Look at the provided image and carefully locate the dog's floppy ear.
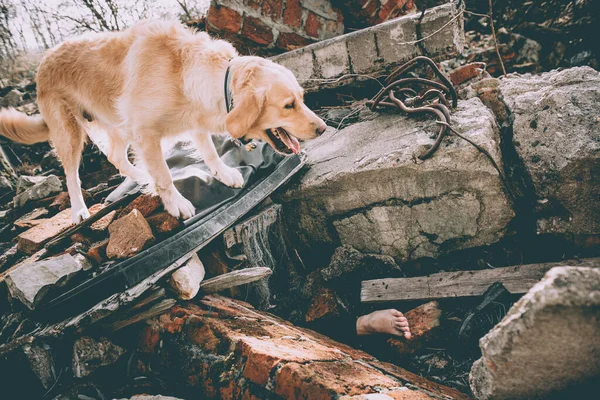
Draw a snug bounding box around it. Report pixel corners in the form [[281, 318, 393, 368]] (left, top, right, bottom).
[[226, 88, 264, 139]]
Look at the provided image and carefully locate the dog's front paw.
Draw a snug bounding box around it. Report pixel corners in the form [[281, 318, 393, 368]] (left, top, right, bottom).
[[72, 207, 91, 224], [162, 190, 195, 220], [214, 165, 244, 188]]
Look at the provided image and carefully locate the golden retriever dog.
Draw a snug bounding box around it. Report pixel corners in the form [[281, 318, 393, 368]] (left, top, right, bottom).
[[0, 20, 326, 223]]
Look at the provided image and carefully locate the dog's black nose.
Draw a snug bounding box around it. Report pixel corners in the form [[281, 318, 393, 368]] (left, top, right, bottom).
[[316, 124, 327, 135]]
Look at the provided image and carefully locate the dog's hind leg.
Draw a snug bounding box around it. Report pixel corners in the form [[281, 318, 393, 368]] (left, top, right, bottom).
[[41, 99, 89, 223], [134, 131, 195, 219], [105, 133, 149, 184]]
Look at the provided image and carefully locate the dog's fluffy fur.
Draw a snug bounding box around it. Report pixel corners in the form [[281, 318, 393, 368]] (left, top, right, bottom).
[[0, 20, 326, 223]]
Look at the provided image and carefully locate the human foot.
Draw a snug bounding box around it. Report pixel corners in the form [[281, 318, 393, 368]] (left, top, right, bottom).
[[356, 309, 411, 339]]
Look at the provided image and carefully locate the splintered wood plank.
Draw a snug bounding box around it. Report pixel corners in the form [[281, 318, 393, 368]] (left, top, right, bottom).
[[361, 258, 600, 303], [200, 267, 272, 294]]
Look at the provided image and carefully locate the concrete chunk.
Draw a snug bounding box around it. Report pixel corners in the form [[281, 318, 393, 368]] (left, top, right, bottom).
[[469, 266, 600, 399], [272, 1, 464, 92], [278, 97, 514, 263], [6, 253, 86, 309]]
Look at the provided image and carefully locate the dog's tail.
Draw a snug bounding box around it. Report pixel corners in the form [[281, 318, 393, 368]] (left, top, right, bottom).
[[0, 108, 50, 145]]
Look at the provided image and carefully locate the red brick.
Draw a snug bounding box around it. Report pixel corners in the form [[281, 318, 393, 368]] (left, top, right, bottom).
[[262, 0, 283, 20], [86, 239, 108, 264], [275, 32, 315, 51], [17, 209, 73, 254], [378, 0, 414, 22], [275, 361, 401, 399], [283, 0, 302, 27], [242, 15, 274, 45], [305, 12, 321, 38], [386, 301, 442, 355], [305, 288, 341, 322], [449, 62, 487, 86], [240, 335, 345, 385], [90, 209, 116, 232], [146, 211, 182, 234], [370, 361, 472, 400], [207, 5, 243, 33], [106, 209, 155, 259], [119, 194, 162, 218], [139, 324, 161, 353]]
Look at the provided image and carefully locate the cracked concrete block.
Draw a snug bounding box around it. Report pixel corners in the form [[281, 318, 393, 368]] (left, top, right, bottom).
[[469, 266, 600, 399], [272, 1, 463, 92], [419, 1, 466, 56], [314, 39, 350, 79], [499, 67, 600, 238], [277, 97, 514, 263], [274, 48, 315, 84], [347, 31, 379, 74]]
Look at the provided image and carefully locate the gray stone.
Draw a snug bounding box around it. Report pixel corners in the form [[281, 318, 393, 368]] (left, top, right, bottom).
[[499, 67, 600, 236], [272, 1, 463, 92], [22, 342, 56, 390], [72, 336, 126, 378], [13, 175, 62, 208], [5, 253, 87, 309], [278, 97, 514, 263], [321, 245, 402, 282], [0, 175, 13, 194], [470, 266, 600, 399], [314, 39, 349, 79], [0, 89, 23, 107]]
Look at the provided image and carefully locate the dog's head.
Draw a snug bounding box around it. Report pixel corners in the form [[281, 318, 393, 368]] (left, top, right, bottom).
[[225, 57, 327, 155]]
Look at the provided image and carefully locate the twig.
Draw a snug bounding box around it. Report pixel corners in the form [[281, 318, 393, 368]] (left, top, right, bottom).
[[488, 0, 507, 77]]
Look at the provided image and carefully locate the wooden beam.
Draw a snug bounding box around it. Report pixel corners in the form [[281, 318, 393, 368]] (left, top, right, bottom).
[[361, 258, 600, 303], [200, 267, 272, 294]]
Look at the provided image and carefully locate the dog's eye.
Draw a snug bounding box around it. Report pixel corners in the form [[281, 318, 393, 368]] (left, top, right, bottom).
[[284, 101, 295, 109]]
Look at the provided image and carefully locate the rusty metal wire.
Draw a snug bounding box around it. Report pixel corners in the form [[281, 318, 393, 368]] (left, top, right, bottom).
[[367, 56, 457, 160]]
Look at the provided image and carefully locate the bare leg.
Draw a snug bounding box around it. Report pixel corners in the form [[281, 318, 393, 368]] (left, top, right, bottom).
[[43, 100, 89, 223], [134, 133, 195, 219], [356, 309, 411, 339], [193, 132, 244, 188]]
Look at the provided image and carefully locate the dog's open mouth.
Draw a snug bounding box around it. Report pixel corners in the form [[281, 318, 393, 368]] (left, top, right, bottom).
[[266, 128, 300, 155]]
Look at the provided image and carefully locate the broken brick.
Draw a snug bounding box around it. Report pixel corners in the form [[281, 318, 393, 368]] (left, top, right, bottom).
[[449, 62, 487, 86], [14, 208, 48, 228], [262, 0, 282, 20], [305, 11, 321, 38], [90, 210, 116, 233], [283, 0, 302, 27], [275, 32, 315, 51], [106, 209, 155, 259], [17, 209, 73, 254], [305, 287, 342, 323], [242, 15, 274, 45], [86, 239, 109, 264], [146, 211, 182, 235], [387, 301, 442, 355], [118, 194, 162, 218], [207, 5, 243, 33]]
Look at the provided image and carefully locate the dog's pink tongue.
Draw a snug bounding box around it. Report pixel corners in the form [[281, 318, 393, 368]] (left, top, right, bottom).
[[280, 131, 301, 154]]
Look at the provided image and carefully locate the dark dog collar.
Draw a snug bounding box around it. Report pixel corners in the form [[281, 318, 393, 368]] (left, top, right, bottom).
[[224, 61, 251, 146], [224, 64, 234, 114]]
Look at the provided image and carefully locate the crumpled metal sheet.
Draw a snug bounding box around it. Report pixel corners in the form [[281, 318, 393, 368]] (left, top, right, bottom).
[[106, 136, 283, 219]]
